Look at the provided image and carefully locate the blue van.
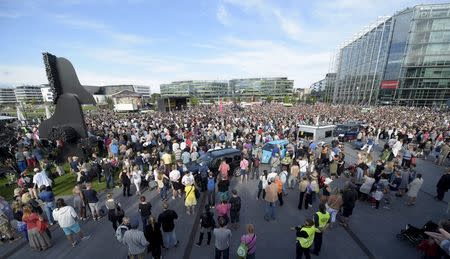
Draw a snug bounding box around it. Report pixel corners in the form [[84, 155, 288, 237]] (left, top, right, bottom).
[[261, 140, 289, 164]]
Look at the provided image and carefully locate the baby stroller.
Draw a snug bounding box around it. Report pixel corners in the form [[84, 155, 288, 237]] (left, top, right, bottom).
[[396, 220, 439, 246]]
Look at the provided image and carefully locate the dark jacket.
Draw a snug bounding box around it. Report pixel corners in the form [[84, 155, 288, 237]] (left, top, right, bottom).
[[342, 188, 358, 208], [437, 174, 450, 190], [144, 222, 163, 250]]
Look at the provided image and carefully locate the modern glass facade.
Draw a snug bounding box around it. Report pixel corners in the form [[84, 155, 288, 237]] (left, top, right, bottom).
[[323, 73, 336, 103], [0, 88, 17, 104], [14, 85, 43, 103], [160, 81, 228, 100], [160, 77, 294, 101], [333, 17, 393, 104], [332, 4, 450, 106], [399, 4, 450, 106], [229, 77, 294, 101]]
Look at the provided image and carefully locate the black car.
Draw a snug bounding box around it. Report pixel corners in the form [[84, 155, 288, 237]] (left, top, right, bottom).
[[187, 148, 242, 177]]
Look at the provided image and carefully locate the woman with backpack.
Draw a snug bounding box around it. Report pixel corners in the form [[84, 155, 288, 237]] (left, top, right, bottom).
[[238, 224, 256, 259], [196, 205, 215, 246]]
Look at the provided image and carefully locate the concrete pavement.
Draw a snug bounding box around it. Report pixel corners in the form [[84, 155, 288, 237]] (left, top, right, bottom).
[[2, 142, 448, 259]]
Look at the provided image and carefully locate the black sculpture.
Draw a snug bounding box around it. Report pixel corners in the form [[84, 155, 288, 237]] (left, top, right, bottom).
[[38, 53, 96, 163]]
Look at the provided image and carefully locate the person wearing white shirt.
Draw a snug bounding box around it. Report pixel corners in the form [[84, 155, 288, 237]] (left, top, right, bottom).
[[298, 157, 309, 178], [169, 168, 182, 199], [32, 168, 52, 198], [52, 198, 90, 247], [182, 172, 195, 186]]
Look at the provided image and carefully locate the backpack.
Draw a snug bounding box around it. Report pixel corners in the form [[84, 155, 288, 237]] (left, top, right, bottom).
[[230, 197, 241, 211], [207, 178, 215, 191], [237, 234, 255, 258], [115, 225, 129, 243], [237, 243, 248, 258], [163, 177, 171, 188], [200, 212, 215, 228], [254, 157, 260, 167]]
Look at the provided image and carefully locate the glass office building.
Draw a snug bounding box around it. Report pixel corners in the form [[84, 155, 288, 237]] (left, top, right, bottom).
[[0, 88, 17, 104], [229, 77, 294, 101], [160, 80, 228, 100], [14, 85, 43, 103], [332, 4, 450, 106], [160, 77, 293, 101]]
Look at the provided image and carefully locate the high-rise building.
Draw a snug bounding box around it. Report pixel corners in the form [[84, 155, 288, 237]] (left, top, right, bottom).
[[324, 73, 336, 103], [310, 78, 327, 101], [332, 3, 450, 106], [0, 88, 17, 104], [14, 85, 43, 103], [229, 77, 294, 101]]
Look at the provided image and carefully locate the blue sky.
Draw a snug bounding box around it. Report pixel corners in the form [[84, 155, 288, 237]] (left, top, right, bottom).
[[0, 0, 448, 92]]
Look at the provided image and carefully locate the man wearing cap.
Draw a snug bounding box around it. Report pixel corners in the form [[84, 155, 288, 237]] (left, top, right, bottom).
[[122, 217, 149, 259]]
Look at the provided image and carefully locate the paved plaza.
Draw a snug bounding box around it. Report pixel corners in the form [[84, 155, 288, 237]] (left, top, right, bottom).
[[1, 142, 447, 259]]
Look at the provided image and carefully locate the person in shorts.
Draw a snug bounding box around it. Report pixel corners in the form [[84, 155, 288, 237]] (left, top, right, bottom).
[[169, 166, 182, 199], [240, 157, 249, 183], [52, 198, 90, 247]]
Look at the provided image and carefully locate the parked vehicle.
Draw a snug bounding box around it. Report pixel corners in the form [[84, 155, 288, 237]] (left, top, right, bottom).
[[261, 140, 289, 164], [187, 148, 242, 177], [333, 124, 361, 142]]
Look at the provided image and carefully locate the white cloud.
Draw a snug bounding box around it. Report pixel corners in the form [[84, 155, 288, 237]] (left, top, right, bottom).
[[55, 15, 152, 44], [222, 0, 303, 42], [217, 5, 230, 26], [200, 37, 330, 88], [0, 65, 46, 86]]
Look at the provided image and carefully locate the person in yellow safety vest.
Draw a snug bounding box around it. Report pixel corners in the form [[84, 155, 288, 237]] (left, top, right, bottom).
[[291, 218, 315, 259], [311, 203, 330, 256]]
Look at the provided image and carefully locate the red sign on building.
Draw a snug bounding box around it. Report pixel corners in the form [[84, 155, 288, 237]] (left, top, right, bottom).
[[380, 80, 399, 89]]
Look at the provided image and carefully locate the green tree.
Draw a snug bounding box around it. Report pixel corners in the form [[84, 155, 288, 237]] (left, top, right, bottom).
[[150, 93, 161, 104], [105, 97, 114, 109], [190, 97, 200, 106], [283, 95, 293, 104], [266, 96, 273, 103]]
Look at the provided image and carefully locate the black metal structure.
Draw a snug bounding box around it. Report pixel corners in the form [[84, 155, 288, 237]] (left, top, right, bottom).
[[38, 53, 96, 162]]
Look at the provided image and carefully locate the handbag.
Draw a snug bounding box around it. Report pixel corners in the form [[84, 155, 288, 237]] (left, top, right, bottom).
[[115, 204, 124, 218], [195, 189, 200, 199], [237, 234, 255, 258], [411, 156, 417, 166], [36, 218, 48, 233]]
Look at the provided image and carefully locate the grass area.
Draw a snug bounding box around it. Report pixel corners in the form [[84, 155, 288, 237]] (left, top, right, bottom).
[[0, 177, 15, 201], [52, 172, 110, 197], [0, 163, 114, 201], [82, 105, 99, 112]]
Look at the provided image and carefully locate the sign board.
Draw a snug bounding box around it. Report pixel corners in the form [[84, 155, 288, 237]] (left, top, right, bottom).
[[380, 80, 399, 89]]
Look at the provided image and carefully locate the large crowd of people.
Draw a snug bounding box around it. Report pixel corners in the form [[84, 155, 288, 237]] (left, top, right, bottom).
[[0, 102, 450, 259]]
